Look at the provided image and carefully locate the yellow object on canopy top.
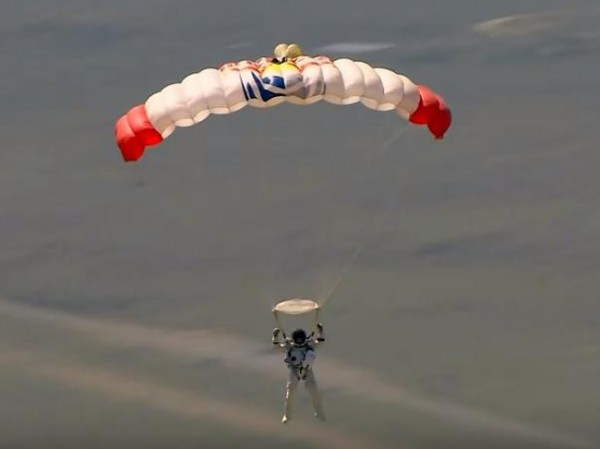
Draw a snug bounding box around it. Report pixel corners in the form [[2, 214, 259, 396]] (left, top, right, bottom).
[[273, 43, 303, 60]]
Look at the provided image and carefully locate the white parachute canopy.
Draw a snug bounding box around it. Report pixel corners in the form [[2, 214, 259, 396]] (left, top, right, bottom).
[[272, 298, 320, 315], [115, 43, 452, 162], [272, 298, 320, 337]]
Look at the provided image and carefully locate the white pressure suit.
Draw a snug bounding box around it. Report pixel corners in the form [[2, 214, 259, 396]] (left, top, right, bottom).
[[272, 326, 325, 423]]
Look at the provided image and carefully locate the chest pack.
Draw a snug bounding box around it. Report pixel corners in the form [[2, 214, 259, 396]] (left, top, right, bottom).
[[285, 345, 315, 369]]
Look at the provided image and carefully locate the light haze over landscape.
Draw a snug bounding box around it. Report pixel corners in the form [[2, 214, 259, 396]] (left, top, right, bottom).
[[1, 1, 599, 448]]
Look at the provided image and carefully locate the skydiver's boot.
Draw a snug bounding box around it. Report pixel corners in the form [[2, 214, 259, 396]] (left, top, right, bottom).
[[282, 373, 298, 424]]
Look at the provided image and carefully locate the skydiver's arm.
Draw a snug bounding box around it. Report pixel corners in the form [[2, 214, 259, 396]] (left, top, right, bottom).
[[272, 328, 291, 350], [310, 323, 325, 347]]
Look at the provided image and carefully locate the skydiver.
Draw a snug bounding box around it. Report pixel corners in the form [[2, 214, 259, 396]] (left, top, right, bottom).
[[272, 323, 326, 423]]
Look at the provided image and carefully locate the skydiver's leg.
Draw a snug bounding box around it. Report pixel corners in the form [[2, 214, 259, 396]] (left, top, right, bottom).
[[282, 368, 299, 423], [304, 370, 325, 421]]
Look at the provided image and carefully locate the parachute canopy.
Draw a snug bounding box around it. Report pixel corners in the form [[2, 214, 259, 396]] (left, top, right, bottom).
[[272, 298, 320, 316], [272, 299, 321, 337], [115, 43, 452, 162]]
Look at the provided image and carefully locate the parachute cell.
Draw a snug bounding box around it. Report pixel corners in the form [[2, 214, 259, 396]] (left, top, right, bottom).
[[408, 84, 452, 139], [115, 105, 163, 162], [115, 44, 452, 162]]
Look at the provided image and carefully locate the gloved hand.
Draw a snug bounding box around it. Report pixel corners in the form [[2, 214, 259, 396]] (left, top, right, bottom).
[[272, 328, 281, 338], [316, 322, 324, 332]]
